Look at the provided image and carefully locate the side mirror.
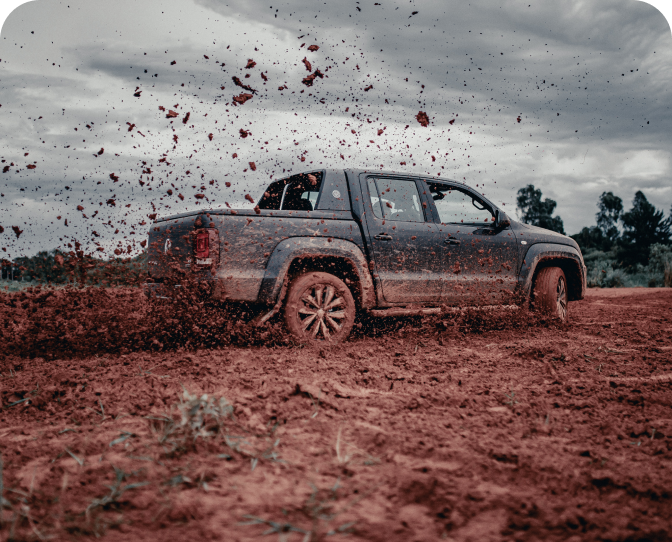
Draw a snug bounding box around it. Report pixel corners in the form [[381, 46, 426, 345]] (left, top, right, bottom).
[[495, 210, 511, 229]]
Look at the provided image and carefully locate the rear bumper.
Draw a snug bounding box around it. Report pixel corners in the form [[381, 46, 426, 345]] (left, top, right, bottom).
[[143, 277, 226, 301]]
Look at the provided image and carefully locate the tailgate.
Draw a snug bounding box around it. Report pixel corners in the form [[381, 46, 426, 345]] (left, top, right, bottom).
[[147, 215, 218, 279]]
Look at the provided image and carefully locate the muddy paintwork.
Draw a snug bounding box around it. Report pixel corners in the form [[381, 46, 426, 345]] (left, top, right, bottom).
[[257, 236, 375, 308], [421, 178, 520, 306], [517, 242, 586, 301], [145, 168, 586, 308], [356, 174, 447, 304]]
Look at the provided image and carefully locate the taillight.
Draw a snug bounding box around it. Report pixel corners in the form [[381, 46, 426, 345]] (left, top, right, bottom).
[[192, 227, 219, 267], [195, 232, 209, 259]]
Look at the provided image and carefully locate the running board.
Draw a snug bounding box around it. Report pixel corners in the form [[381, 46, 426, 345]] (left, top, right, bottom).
[[369, 307, 442, 317], [369, 305, 519, 317]]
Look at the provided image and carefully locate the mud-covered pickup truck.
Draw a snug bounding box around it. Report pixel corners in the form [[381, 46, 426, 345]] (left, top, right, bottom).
[[145, 169, 586, 342]]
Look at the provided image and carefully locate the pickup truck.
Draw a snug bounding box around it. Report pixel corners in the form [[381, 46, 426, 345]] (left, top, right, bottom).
[[145, 169, 587, 342]]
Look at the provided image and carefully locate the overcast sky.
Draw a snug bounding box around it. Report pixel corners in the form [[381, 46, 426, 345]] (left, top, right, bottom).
[[0, 0, 671, 259]]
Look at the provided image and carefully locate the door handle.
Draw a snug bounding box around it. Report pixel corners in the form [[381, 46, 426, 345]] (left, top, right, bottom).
[[444, 237, 460, 245], [375, 233, 393, 240]]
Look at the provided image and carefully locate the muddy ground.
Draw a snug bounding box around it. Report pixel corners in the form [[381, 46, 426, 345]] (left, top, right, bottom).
[[1, 287, 671, 541]]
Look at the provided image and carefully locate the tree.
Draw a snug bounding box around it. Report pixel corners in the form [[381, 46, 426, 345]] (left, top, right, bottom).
[[618, 191, 671, 267], [596, 191, 623, 247], [571, 226, 610, 253], [13, 249, 69, 284], [516, 185, 565, 234]]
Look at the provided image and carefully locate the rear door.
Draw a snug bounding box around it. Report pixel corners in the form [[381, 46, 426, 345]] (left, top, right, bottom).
[[360, 175, 442, 303], [424, 181, 519, 305]]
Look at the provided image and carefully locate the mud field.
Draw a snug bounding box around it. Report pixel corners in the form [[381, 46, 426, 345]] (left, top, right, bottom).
[[1, 287, 671, 541]]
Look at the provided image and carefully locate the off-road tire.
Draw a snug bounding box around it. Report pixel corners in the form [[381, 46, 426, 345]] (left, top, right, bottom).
[[532, 267, 568, 322], [284, 271, 356, 343]]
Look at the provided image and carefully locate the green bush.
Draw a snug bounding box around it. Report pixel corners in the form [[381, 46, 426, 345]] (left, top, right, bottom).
[[584, 244, 670, 288], [2, 249, 148, 289]]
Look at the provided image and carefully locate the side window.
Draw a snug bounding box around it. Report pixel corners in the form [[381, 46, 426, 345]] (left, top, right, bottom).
[[301, 190, 319, 209], [257, 172, 323, 211], [367, 178, 384, 218], [257, 179, 286, 210], [367, 178, 425, 222], [427, 182, 494, 224], [282, 172, 322, 211]]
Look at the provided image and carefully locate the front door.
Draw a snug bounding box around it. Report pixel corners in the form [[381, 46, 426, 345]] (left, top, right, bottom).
[[362, 176, 442, 304], [425, 181, 519, 305]]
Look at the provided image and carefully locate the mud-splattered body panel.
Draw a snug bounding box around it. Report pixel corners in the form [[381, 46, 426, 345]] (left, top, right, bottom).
[[149, 209, 365, 302]]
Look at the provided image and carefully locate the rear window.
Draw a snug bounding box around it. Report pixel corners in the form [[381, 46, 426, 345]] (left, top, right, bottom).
[[257, 172, 323, 211]]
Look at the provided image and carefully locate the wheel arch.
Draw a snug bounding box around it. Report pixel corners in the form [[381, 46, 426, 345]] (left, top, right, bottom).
[[532, 257, 583, 302], [257, 237, 376, 309], [518, 243, 586, 302]]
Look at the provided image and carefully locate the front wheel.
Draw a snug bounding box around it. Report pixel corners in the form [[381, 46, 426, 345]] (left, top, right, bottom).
[[283, 271, 356, 343], [532, 267, 568, 322]]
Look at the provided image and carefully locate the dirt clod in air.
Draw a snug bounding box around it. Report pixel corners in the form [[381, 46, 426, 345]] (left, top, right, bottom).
[[416, 111, 429, 127], [232, 93, 253, 105], [232, 76, 256, 93], [302, 69, 324, 87]]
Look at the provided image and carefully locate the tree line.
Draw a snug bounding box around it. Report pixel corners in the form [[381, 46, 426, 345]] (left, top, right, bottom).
[[517, 185, 672, 286], [1, 243, 147, 288]]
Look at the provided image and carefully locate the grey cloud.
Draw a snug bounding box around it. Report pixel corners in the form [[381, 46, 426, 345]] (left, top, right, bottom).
[[195, 0, 671, 143]]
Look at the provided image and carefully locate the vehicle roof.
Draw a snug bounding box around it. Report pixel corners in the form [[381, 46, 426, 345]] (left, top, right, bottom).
[[272, 168, 467, 186], [346, 168, 465, 185]]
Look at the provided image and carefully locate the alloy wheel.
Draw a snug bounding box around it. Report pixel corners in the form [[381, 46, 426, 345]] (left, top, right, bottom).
[[556, 276, 568, 321], [297, 283, 348, 340]]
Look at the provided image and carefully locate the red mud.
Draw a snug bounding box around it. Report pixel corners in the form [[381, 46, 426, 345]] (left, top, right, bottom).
[[416, 111, 430, 127], [1, 288, 672, 541]]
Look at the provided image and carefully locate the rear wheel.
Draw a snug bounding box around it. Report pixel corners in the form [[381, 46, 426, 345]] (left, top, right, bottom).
[[283, 271, 356, 343], [532, 267, 568, 322]]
